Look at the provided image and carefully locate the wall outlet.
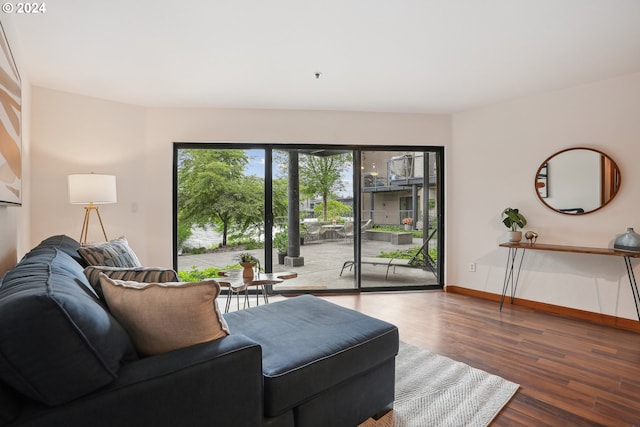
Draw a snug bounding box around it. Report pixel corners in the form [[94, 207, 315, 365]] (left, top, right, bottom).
[[469, 262, 476, 272]]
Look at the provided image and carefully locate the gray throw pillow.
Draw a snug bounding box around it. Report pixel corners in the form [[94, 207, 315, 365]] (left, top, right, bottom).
[[78, 236, 142, 267]]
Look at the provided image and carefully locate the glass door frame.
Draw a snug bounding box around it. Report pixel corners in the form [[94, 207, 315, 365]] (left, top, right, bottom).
[[173, 142, 444, 292]]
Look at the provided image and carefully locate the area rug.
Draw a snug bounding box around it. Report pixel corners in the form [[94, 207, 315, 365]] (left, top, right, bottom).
[[359, 342, 519, 427]]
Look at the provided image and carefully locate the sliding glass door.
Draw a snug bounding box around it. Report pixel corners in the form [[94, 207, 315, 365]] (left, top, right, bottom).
[[271, 148, 356, 291], [173, 144, 443, 293], [358, 150, 441, 289]]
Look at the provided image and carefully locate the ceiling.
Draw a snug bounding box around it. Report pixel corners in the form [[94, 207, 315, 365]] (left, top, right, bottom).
[[5, 0, 640, 113]]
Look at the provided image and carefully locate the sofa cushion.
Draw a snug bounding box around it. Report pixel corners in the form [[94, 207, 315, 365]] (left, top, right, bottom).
[[35, 234, 86, 266], [100, 275, 230, 355], [0, 380, 19, 425], [78, 236, 142, 267], [84, 265, 179, 300], [224, 295, 399, 417], [0, 247, 137, 406]]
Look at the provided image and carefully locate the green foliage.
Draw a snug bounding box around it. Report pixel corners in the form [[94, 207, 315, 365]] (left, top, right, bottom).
[[235, 252, 259, 263], [272, 177, 289, 220], [277, 152, 352, 221], [377, 246, 420, 260], [240, 240, 263, 250], [177, 216, 192, 249], [178, 149, 264, 246], [273, 230, 288, 253], [178, 266, 221, 282], [501, 207, 527, 231], [313, 199, 351, 220], [376, 245, 438, 262]]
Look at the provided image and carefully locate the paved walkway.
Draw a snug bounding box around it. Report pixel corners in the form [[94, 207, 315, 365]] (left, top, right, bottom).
[[178, 237, 437, 291]]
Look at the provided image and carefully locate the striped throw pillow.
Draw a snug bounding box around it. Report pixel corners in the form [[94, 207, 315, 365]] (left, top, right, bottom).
[[84, 266, 179, 300], [78, 236, 142, 268]]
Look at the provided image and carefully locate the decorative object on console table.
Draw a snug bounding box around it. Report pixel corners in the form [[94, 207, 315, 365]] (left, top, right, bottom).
[[501, 207, 527, 243], [0, 22, 22, 206], [68, 173, 117, 244], [613, 227, 640, 253], [525, 230, 538, 245]]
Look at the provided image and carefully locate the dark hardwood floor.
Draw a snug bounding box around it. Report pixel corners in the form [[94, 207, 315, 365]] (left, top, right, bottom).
[[310, 290, 640, 426]]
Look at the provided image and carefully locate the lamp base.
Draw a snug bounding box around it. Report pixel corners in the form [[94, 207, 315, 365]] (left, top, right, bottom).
[[80, 203, 109, 245]]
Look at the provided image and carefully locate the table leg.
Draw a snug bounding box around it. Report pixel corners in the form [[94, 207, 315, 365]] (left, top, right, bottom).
[[624, 256, 640, 320], [500, 247, 526, 311], [225, 290, 232, 313]]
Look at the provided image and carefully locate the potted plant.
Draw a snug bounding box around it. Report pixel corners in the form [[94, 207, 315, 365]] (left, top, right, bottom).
[[273, 231, 288, 264], [501, 208, 527, 242], [235, 253, 259, 279], [402, 217, 413, 231]]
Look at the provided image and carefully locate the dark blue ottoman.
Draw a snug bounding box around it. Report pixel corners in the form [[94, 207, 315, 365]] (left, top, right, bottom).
[[224, 295, 398, 427]]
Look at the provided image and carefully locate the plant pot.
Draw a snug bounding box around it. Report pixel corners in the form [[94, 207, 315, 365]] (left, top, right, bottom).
[[277, 252, 286, 265], [507, 231, 522, 243], [240, 262, 256, 280], [404, 224, 412, 231]]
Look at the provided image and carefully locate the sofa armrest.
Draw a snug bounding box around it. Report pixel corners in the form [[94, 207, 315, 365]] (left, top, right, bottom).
[[17, 335, 263, 427]]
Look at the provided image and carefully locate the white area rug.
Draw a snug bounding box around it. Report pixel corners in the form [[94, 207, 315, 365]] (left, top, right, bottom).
[[360, 342, 519, 427]]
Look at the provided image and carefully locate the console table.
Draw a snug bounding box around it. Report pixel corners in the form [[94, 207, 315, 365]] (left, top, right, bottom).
[[499, 242, 640, 320]]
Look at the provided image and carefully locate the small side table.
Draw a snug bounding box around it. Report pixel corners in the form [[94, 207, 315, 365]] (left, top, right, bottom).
[[217, 270, 297, 313]]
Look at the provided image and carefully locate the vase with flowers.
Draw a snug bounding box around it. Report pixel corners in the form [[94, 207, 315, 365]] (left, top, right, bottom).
[[402, 217, 413, 231]]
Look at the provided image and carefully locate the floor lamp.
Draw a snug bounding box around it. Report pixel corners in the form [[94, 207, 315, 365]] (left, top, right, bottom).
[[68, 173, 117, 245]]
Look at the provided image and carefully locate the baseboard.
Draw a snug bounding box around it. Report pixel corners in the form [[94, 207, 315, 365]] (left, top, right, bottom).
[[445, 285, 640, 334]]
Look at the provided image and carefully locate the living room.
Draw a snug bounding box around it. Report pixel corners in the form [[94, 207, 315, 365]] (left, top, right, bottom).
[[2, 2, 640, 322], [1, 2, 640, 424]]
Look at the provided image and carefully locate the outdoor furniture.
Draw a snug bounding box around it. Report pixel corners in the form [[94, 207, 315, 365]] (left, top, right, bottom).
[[217, 270, 297, 312], [321, 223, 344, 240], [386, 228, 437, 278], [303, 221, 324, 241], [340, 228, 438, 279], [337, 221, 355, 241]]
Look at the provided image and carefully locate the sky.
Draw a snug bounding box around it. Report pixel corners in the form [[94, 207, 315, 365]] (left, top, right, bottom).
[[243, 149, 352, 197]]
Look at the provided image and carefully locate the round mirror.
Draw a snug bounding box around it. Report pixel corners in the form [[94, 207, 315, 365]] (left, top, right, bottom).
[[535, 147, 621, 215]]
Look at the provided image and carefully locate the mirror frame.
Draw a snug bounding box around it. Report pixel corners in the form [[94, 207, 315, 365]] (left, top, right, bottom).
[[534, 147, 621, 215]]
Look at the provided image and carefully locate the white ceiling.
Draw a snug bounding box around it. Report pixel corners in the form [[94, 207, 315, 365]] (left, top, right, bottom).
[[5, 0, 640, 113]]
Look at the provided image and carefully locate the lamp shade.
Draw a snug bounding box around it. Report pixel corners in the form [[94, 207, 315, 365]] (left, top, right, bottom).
[[68, 174, 117, 205]]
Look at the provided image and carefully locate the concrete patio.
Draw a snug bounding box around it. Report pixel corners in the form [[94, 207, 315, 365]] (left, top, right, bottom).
[[178, 236, 438, 292]]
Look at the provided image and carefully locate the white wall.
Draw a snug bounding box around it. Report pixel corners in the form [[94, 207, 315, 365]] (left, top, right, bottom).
[[30, 87, 148, 258], [30, 91, 451, 265], [450, 72, 640, 320], [25, 72, 640, 320]]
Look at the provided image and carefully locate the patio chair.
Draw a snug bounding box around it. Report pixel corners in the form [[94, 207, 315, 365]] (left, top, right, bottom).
[[337, 221, 355, 241], [340, 227, 438, 280], [385, 227, 437, 278], [303, 221, 324, 241]]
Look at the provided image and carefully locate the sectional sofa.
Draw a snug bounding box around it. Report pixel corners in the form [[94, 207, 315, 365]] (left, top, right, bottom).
[[0, 235, 398, 426]]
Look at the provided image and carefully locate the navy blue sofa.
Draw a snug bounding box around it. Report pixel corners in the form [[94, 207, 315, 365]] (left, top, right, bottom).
[[0, 235, 398, 426]]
